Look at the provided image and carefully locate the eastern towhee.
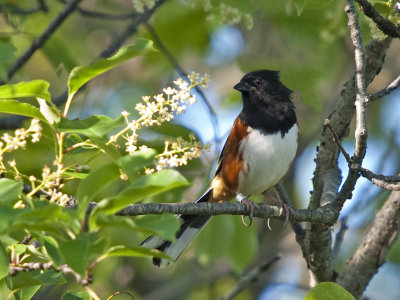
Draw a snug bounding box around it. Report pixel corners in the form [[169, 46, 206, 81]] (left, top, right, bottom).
[[141, 70, 298, 267]]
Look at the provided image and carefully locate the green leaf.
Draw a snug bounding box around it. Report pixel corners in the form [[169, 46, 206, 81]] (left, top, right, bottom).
[[57, 115, 124, 139], [12, 203, 79, 238], [37, 98, 60, 124], [64, 171, 88, 179], [60, 234, 92, 277], [0, 40, 16, 80], [95, 214, 180, 242], [134, 215, 180, 242], [153, 123, 200, 140], [118, 149, 156, 181], [88, 236, 109, 261], [0, 207, 20, 234], [0, 178, 23, 206], [0, 80, 51, 102], [227, 217, 258, 273], [105, 245, 171, 259], [5, 270, 65, 290], [62, 291, 91, 300], [92, 170, 190, 222], [305, 282, 355, 300], [195, 215, 235, 266], [0, 100, 48, 123], [290, 0, 333, 16], [68, 38, 155, 96], [13, 286, 41, 300], [76, 162, 120, 219], [0, 40, 16, 63], [41, 235, 61, 267], [0, 241, 9, 280], [373, 2, 391, 17]]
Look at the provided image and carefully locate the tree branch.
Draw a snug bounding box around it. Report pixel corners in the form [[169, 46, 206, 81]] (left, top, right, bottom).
[[369, 74, 400, 101], [304, 35, 391, 284], [0, 0, 169, 129], [337, 190, 400, 297], [3, 0, 82, 82], [325, 120, 400, 190], [10, 262, 92, 285], [355, 0, 400, 38], [346, 0, 368, 165], [117, 202, 336, 224]]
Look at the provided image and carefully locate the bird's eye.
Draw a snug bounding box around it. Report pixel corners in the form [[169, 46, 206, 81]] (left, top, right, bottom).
[[255, 78, 264, 86]]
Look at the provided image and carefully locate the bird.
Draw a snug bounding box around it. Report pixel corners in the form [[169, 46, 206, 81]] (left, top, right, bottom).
[[141, 70, 298, 267]]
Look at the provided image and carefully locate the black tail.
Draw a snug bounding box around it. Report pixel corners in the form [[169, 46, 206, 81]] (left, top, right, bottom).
[[140, 188, 212, 267]]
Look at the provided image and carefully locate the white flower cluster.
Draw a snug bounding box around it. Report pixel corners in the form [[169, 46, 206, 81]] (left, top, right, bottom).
[[108, 72, 210, 155], [145, 134, 207, 174], [195, 0, 253, 30], [0, 119, 42, 162], [39, 165, 70, 205], [132, 0, 156, 13]]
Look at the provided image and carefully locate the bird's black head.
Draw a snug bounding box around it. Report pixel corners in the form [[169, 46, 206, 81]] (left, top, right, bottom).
[[233, 70, 292, 105], [234, 70, 296, 135]]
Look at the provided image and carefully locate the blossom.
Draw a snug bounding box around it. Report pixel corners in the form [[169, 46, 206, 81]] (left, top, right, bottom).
[[108, 73, 210, 157]]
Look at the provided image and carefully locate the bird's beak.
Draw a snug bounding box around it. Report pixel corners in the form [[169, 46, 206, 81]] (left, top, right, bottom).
[[234, 81, 250, 93]]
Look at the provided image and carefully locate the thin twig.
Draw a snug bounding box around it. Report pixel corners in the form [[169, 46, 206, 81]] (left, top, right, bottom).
[[0, 0, 169, 129], [220, 256, 281, 300], [4, 0, 83, 82], [9, 262, 92, 285], [324, 120, 352, 164], [369, 74, 400, 101], [145, 23, 221, 146], [326, 119, 400, 190], [355, 0, 400, 38], [99, 1, 167, 59]]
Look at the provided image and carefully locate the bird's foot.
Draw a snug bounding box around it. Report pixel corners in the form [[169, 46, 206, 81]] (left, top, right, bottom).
[[263, 191, 293, 229], [236, 193, 258, 227]]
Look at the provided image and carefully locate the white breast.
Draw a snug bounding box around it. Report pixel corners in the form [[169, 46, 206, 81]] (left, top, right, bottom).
[[237, 124, 298, 196]]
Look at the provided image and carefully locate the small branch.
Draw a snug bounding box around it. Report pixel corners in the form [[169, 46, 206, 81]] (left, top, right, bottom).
[[337, 190, 400, 297], [346, 0, 368, 164], [0, 0, 168, 129], [99, 0, 167, 59], [117, 202, 336, 224], [220, 256, 281, 300], [145, 23, 220, 146], [324, 120, 352, 164], [370, 74, 400, 101], [325, 121, 400, 190], [355, 0, 400, 38], [9, 262, 92, 285], [21, 234, 33, 245], [4, 0, 83, 82]]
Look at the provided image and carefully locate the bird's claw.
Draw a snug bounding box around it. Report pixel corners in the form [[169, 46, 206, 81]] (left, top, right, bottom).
[[263, 191, 293, 229], [238, 196, 258, 227]]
